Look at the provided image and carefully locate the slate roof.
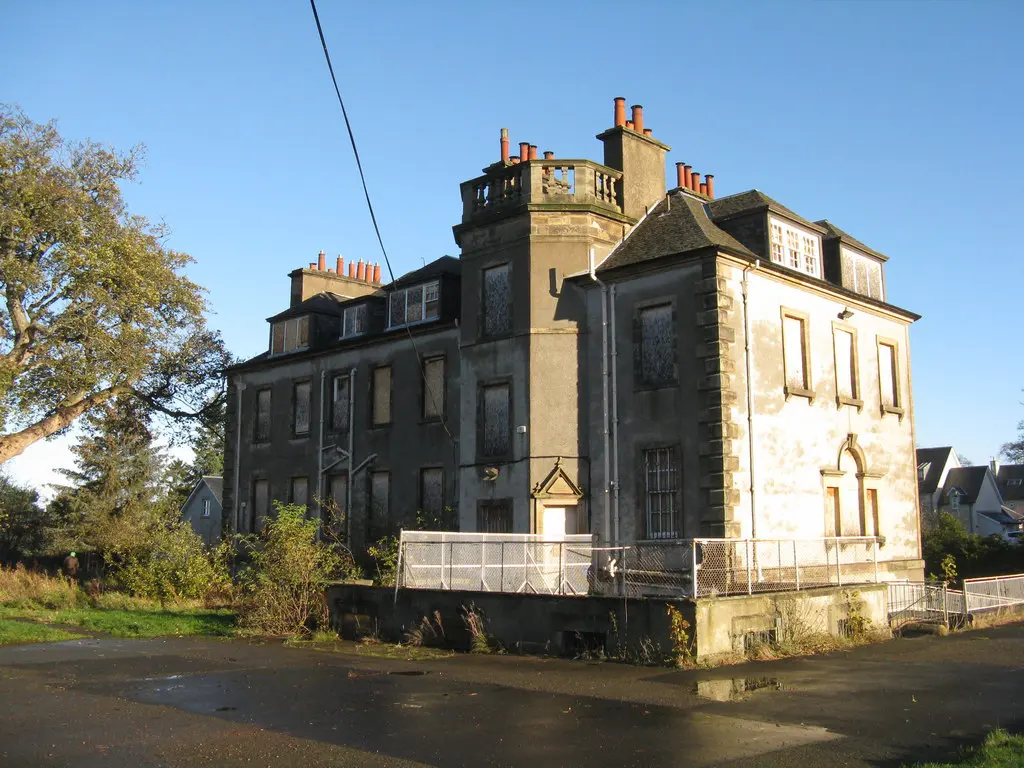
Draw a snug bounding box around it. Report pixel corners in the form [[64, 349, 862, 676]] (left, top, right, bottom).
[[997, 465, 1024, 502], [597, 192, 756, 272], [203, 476, 224, 505], [815, 220, 889, 262], [940, 466, 989, 505], [267, 292, 353, 322], [388, 255, 461, 288], [706, 189, 824, 232], [916, 447, 956, 494]]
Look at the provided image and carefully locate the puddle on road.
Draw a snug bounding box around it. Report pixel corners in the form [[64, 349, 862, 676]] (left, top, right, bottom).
[[694, 677, 786, 702], [388, 670, 428, 677]]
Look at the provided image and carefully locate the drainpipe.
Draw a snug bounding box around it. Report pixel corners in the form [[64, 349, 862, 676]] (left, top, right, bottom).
[[742, 260, 760, 539], [232, 379, 245, 534], [589, 248, 611, 549], [317, 370, 326, 525], [346, 366, 356, 546], [610, 283, 621, 549]]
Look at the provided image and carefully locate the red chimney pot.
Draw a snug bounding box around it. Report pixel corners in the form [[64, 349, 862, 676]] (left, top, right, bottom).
[[705, 174, 715, 199], [308, 262, 316, 270], [336, 256, 344, 274], [699, 182, 707, 195], [528, 145, 538, 160], [357, 261, 366, 281], [543, 150, 554, 159], [642, 128, 652, 137], [614, 97, 627, 127], [675, 162, 686, 188], [500, 128, 509, 164], [625, 120, 634, 130], [373, 264, 381, 283], [317, 250, 326, 271], [519, 142, 529, 163], [683, 165, 692, 189], [631, 105, 644, 133], [348, 262, 356, 278]]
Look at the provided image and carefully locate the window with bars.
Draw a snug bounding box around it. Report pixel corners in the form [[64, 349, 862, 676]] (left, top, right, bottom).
[[372, 366, 392, 426], [270, 316, 310, 355], [477, 499, 513, 533], [479, 382, 511, 458], [422, 357, 445, 420], [769, 217, 821, 279], [331, 374, 350, 432], [342, 305, 367, 338], [644, 447, 680, 539], [292, 380, 311, 436], [482, 264, 512, 337], [636, 303, 676, 387], [254, 389, 271, 443], [388, 281, 440, 328]]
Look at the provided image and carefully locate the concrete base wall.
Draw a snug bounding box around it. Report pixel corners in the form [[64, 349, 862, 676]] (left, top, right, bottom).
[[695, 582, 890, 658], [327, 582, 890, 661]]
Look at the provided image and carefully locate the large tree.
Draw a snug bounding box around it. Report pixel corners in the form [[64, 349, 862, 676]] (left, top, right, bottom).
[[0, 105, 229, 463], [1003, 420, 1024, 463]]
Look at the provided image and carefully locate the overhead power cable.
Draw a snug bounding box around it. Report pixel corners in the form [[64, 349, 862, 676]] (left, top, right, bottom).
[[308, 0, 457, 449]]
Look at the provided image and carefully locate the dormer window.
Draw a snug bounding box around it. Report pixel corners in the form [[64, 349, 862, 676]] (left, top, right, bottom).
[[388, 280, 440, 328], [342, 304, 367, 338], [769, 217, 821, 279], [271, 316, 309, 355], [840, 247, 884, 301]]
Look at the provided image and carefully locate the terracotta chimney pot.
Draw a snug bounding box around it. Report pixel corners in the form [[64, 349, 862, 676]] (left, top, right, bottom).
[[519, 142, 529, 163], [614, 97, 627, 127], [357, 260, 366, 281], [510, 157, 520, 165], [705, 174, 715, 199], [699, 182, 707, 195], [348, 262, 356, 278], [543, 150, 554, 159], [642, 128, 652, 137], [676, 162, 686, 188], [317, 250, 326, 271], [337, 256, 344, 273], [528, 145, 538, 160], [500, 128, 509, 164], [683, 165, 692, 189], [625, 120, 634, 130], [631, 105, 644, 133], [691, 171, 700, 191], [373, 264, 381, 283]]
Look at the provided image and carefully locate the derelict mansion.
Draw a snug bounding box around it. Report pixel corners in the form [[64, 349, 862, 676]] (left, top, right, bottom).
[[223, 98, 924, 581]]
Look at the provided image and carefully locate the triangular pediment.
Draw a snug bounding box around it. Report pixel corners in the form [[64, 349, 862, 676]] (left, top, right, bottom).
[[532, 461, 583, 499]]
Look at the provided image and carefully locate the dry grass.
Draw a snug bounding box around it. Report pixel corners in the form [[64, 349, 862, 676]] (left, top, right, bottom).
[[0, 564, 83, 610]]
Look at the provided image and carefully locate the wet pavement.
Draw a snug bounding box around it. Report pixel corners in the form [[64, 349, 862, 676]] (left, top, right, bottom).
[[1, 623, 1023, 767]]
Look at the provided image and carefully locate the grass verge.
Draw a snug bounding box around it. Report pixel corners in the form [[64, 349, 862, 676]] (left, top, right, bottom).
[[0, 618, 86, 646], [0, 604, 236, 638], [910, 729, 1024, 767]]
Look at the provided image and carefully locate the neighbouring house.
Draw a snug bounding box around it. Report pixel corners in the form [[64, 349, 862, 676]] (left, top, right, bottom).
[[916, 446, 961, 530], [935, 465, 1008, 537], [996, 463, 1024, 514], [223, 97, 924, 583], [180, 476, 224, 546]]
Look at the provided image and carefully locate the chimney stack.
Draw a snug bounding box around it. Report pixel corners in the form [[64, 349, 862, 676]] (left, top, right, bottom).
[[336, 256, 344, 274], [317, 250, 326, 271], [500, 128, 509, 164], [373, 264, 381, 283], [614, 97, 626, 127], [519, 142, 529, 163], [705, 174, 715, 199], [631, 105, 644, 133]]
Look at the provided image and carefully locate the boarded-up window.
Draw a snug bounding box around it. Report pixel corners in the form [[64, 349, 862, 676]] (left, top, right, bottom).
[[637, 304, 675, 386], [825, 486, 840, 536], [423, 357, 445, 419], [331, 374, 350, 432], [834, 328, 857, 401], [254, 389, 271, 442], [480, 383, 510, 457], [406, 285, 423, 323], [388, 291, 406, 328], [373, 366, 392, 425], [782, 314, 809, 393], [482, 264, 511, 337], [271, 316, 310, 355], [477, 499, 513, 533], [343, 305, 367, 337], [328, 473, 348, 534], [271, 323, 286, 355], [293, 381, 311, 435], [879, 342, 899, 408], [370, 471, 390, 535], [252, 479, 269, 531], [644, 447, 680, 539], [420, 468, 444, 527], [291, 477, 308, 508]]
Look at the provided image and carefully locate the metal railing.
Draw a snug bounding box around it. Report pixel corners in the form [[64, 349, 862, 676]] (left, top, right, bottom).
[[887, 582, 966, 627], [396, 531, 599, 596], [397, 532, 886, 599], [964, 574, 1024, 613]]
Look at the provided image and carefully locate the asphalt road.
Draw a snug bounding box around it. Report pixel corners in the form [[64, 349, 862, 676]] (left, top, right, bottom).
[[1, 622, 1022, 767]]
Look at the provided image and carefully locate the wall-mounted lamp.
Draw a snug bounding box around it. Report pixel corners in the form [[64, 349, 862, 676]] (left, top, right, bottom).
[[838, 308, 854, 320]]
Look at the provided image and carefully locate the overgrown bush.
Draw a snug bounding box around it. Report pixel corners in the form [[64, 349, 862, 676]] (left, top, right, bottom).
[[923, 512, 1024, 581], [0, 563, 83, 609], [110, 520, 231, 603], [236, 503, 359, 637], [367, 535, 399, 587]]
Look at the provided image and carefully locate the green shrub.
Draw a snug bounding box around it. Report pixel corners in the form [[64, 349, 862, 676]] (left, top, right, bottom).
[[923, 512, 1024, 582], [367, 535, 399, 587], [237, 503, 358, 637]]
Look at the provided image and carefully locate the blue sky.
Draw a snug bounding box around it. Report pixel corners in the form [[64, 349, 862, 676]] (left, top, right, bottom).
[[3, 0, 1023, 492]]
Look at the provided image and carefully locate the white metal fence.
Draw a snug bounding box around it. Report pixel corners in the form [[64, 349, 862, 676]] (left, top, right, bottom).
[[964, 574, 1024, 613], [397, 532, 885, 598], [887, 582, 966, 627]]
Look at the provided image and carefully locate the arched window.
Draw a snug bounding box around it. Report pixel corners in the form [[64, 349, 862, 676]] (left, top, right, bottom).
[[822, 436, 880, 538]]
